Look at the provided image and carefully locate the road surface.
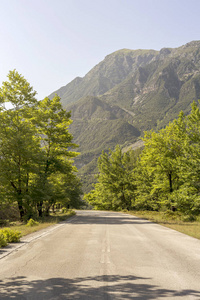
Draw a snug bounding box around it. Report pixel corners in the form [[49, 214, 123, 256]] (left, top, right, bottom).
[[0, 210, 200, 299]]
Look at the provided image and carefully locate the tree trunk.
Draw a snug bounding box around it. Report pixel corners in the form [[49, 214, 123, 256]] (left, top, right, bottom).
[[17, 197, 25, 220], [45, 205, 50, 216], [37, 201, 43, 217], [169, 172, 176, 211], [169, 172, 173, 193]]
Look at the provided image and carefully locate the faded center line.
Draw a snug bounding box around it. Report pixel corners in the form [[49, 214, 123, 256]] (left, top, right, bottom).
[[100, 224, 111, 264]]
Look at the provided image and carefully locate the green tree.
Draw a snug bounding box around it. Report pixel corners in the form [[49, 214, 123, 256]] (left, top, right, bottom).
[[0, 71, 82, 220], [173, 101, 200, 215], [185, 101, 200, 191], [84, 146, 137, 210], [49, 172, 83, 210], [32, 95, 79, 216], [139, 112, 187, 210]]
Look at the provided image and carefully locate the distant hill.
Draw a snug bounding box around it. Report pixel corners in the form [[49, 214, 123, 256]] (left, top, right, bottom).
[[49, 41, 200, 192]]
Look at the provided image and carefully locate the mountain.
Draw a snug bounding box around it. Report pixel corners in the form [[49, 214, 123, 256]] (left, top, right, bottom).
[[49, 41, 200, 192], [49, 49, 158, 106]]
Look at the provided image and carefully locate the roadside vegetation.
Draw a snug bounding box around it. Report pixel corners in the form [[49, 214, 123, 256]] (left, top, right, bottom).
[[0, 70, 83, 224], [84, 100, 200, 239], [0, 210, 75, 248], [127, 210, 200, 240], [0, 70, 81, 248], [1, 69, 200, 245]]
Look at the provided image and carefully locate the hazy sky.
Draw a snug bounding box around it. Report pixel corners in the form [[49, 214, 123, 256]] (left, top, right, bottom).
[[0, 0, 200, 99]]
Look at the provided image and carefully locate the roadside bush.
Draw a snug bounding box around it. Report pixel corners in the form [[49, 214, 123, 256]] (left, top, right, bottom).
[[0, 233, 7, 247], [67, 209, 76, 215], [23, 210, 38, 223], [1, 228, 22, 243], [61, 207, 67, 213], [26, 218, 39, 227], [163, 210, 181, 220], [181, 214, 197, 222]]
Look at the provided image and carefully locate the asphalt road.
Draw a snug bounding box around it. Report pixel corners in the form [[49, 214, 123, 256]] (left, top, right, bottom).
[[0, 210, 200, 299]]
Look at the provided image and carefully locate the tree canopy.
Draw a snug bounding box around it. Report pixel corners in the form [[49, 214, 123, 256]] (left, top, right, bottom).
[[85, 101, 200, 218], [0, 70, 82, 220]]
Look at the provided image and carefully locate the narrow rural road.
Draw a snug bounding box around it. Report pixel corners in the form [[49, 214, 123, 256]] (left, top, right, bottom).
[[0, 210, 200, 299]]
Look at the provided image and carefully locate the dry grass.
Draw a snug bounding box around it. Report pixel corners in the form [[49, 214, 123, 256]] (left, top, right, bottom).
[[3, 210, 76, 237], [128, 211, 200, 240]]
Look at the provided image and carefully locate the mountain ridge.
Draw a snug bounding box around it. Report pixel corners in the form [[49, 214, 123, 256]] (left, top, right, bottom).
[[49, 40, 200, 192]]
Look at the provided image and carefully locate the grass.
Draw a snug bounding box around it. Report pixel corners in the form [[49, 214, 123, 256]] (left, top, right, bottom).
[[1, 210, 76, 238], [127, 210, 200, 240]]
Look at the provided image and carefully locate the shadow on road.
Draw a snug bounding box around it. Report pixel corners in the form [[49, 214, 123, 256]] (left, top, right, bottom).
[[72, 213, 154, 225], [0, 274, 199, 299]]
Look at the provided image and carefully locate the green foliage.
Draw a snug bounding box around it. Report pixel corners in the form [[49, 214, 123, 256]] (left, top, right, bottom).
[[85, 100, 200, 217], [135, 101, 200, 214], [137, 112, 187, 210], [61, 207, 67, 213], [30, 94, 81, 216], [26, 219, 39, 227], [0, 70, 41, 219], [0, 70, 82, 221], [84, 146, 138, 211], [0, 228, 21, 244], [0, 233, 8, 247], [181, 214, 197, 222]]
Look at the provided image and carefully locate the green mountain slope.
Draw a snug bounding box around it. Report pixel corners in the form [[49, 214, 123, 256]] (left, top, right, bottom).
[[49, 41, 200, 192], [66, 96, 140, 192]]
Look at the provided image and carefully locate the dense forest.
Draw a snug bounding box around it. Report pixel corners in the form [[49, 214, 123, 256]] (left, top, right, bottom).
[[0, 70, 82, 221], [84, 101, 200, 220]]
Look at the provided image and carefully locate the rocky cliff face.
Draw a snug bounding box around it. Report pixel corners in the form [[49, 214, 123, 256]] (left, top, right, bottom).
[[50, 49, 158, 106], [50, 41, 200, 129]]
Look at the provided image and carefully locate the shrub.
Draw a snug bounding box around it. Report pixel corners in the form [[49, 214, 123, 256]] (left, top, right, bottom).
[[163, 210, 181, 220], [181, 214, 196, 222], [0, 233, 7, 248], [26, 218, 39, 227], [61, 207, 67, 213], [67, 209, 76, 215], [1, 228, 22, 243]]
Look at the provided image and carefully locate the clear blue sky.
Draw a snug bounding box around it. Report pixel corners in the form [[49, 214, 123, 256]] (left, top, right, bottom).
[[0, 0, 200, 100]]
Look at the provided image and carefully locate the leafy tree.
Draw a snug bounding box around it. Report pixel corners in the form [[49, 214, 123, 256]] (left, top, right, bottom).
[[173, 101, 200, 215], [31, 95, 79, 216], [49, 172, 83, 210], [84, 101, 200, 216], [139, 112, 187, 210], [0, 70, 40, 219], [84, 146, 137, 210], [185, 102, 200, 191], [134, 161, 161, 211], [0, 71, 82, 220]]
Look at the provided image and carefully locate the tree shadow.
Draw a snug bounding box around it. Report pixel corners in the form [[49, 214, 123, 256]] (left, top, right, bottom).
[[72, 214, 154, 225], [0, 244, 17, 255], [0, 274, 199, 299]]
